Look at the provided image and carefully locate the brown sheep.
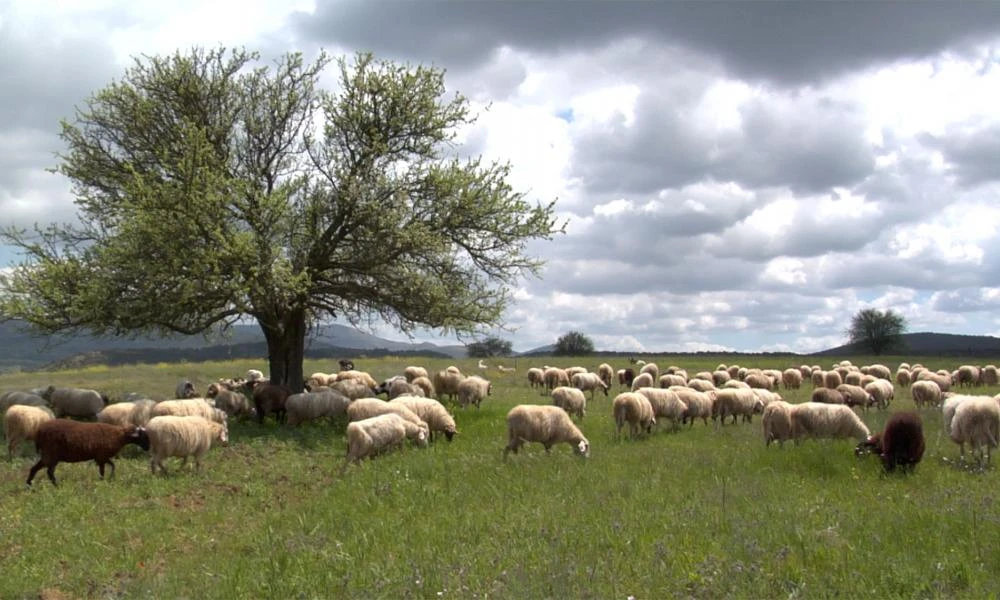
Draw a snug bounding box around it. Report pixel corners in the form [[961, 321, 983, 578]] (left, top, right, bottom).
[[27, 420, 150, 486]]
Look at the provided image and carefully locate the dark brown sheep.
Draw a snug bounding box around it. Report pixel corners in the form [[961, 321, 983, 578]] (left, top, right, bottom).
[[618, 368, 635, 388], [251, 382, 292, 424], [855, 411, 925, 473], [27, 420, 150, 486]]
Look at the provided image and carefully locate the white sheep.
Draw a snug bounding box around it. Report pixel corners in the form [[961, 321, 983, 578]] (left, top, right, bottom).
[[403, 366, 429, 382], [949, 396, 1000, 464], [246, 369, 265, 382], [97, 399, 156, 428], [346, 398, 428, 430], [571, 372, 608, 400], [597, 363, 615, 388], [612, 392, 656, 440], [433, 370, 466, 402], [527, 367, 545, 390], [714, 388, 764, 426], [941, 393, 986, 436], [285, 390, 352, 426], [4, 405, 54, 459], [335, 370, 379, 390], [670, 387, 715, 426], [146, 415, 229, 475], [342, 413, 429, 472], [630, 372, 654, 392], [687, 379, 717, 393], [457, 375, 491, 410], [410, 376, 435, 399], [911, 380, 942, 408], [639, 362, 659, 383], [789, 402, 871, 443], [542, 367, 570, 391], [659, 374, 687, 388], [151, 399, 227, 425], [864, 379, 894, 410], [762, 401, 794, 447], [503, 404, 590, 458], [331, 378, 377, 401], [634, 387, 686, 431], [389, 396, 457, 441], [551, 386, 587, 420]]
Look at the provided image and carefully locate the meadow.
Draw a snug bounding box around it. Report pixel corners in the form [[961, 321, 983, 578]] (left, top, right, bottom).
[[1, 354, 999, 599]]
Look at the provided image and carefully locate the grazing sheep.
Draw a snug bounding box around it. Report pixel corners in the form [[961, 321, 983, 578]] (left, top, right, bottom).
[[762, 401, 794, 447], [249, 383, 292, 424], [527, 367, 545, 390], [911, 380, 943, 408], [403, 366, 429, 382], [285, 391, 352, 426], [844, 371, 863, 386], [346, 398, 428, 430], [97, 400, 156, 428], [782, 369, 803, 390], [0, 391, 48, 412], [341, 413, 429, 472], [151, 399, 227, 425], [714, 388, 764, 425], [410, 376, 435, 399], [955, 365, 981, 388], [639, 362, 659, 383], [823, 371, 843, 390], [810, 370, 825, 388], [246, 369, 265, 382], [433, 370, 466, 402], [867, 364, 892, 381], [503, 404, 590, 459], [981, 365, 999, 386], [810, 388, 846, 405], [894, 369, 912, 388], [4, 405, 54, 459], [855, 411, 925, 473], [457, 375, 491, 410], [618, 368, 636, 388], [916, 370, 951, 393], [750, 388, 782, 408], [671, 388, 715, 426], [744, 373, 773, 391], [723, 380, 750, 389], [949, 397, 1000, 464], [941, 393, 979, 437], [864, 380, 895, 410], [571, 372, 609, 399], [659, 374, 687, 388], [551, 386, 587, 420], [305, 373, 333, 390], [335, 370, 379, 390], [712, 370, 732, 387], [564, 366, 587, 381], [175, 379, 198, 399], [790, 402, 871, 444], [446, 365, 462, 375], [612, 392, 656, 440], [330, 378, 378, 401], [542, 367, 570, 391], [836, 384, 876, 410], [26, 420, 150, 486], [389, 396, 457, 441], [597, 363, 615, 388], [635, 387, 687, 431], [146, 415, 228, 475], [376, 376, 424, 400], [211, 389, 254, 419], [688, 379, 717, 393], [497, 365, 517, 374], [43, 386, 108, 420], [630, 372, 654, 392]]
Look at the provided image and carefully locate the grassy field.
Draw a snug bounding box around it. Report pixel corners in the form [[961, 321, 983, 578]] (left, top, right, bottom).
[[2, 354, 1000, 599]]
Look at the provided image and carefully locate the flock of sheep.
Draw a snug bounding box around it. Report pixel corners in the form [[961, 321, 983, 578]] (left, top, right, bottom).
[[2, 357, 1000, 485]]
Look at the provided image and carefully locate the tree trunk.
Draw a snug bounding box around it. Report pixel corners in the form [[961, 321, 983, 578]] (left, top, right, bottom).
[[259, 308, 307, 393]]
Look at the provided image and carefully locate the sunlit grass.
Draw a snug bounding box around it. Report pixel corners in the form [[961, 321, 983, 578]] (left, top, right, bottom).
[[1, 354, 999, 597]]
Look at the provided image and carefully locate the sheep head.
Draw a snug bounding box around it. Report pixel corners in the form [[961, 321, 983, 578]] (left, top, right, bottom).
[[854, 434, 882, 458], [127, 426, 151, 452], [575, 439, 591, 458]]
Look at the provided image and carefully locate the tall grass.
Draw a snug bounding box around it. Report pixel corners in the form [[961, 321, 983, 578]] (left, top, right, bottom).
[[1, 354, 999, 598]]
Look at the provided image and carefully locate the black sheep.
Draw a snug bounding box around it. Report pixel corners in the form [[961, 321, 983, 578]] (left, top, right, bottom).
[[855, 411, 925, 473], [27, 420, 150, 486]]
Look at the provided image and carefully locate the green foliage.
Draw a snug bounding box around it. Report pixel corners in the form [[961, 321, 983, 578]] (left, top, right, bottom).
[[847, 308, 908, 355], [0, 47, 562, 389], [466, 335, 513, 358], [1, 354, 999, 598], [553, 330, 594, 356]]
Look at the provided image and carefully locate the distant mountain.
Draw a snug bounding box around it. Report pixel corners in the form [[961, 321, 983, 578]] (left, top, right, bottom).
[[517, 344, 556, 356], [0, 320, 467, 372], [813, 332, 1000, 357]]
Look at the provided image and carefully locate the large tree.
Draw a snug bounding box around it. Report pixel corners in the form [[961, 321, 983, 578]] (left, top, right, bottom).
[[0, 48, 561, 391], [466, 336, 513, 358], [846, 308, 908, 355], [553, 331, 595, 356]]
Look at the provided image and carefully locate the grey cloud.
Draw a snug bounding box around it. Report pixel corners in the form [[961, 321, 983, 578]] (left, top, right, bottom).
[[294, 1, 1000, 85], [924, 125, 1000, 187], [931, 288, 1000, 313]]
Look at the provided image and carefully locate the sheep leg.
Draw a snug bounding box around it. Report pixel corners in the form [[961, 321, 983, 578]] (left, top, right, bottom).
[[26, 460, 46, 486]]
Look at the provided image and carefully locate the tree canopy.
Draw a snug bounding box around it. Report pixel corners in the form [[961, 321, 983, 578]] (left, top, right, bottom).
[[0, 47, 562, 392], [466, 336, 513, 358], [846, 308, 908, 355], [553, 331, 595, 356]]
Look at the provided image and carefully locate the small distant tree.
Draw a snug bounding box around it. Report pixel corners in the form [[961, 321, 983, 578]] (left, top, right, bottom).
[[466, 336, 512, 358], [553, 331, 594, 356], [846, 308, 908, 355]]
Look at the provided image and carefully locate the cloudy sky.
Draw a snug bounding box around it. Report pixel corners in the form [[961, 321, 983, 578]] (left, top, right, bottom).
[[5, 1, 1000, 354]]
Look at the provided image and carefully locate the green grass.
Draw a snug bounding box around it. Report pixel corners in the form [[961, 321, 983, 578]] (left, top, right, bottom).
[[2, 354, 1000, 598]]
